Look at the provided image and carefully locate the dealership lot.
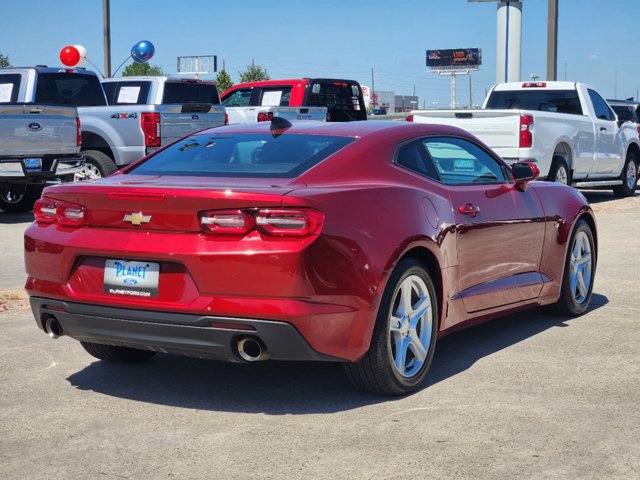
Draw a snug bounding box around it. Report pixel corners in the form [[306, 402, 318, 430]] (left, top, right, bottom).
[[1, 192, 639, 479]]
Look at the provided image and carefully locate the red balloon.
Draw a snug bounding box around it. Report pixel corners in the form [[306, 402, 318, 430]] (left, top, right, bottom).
[[60, 46, 80, 67]]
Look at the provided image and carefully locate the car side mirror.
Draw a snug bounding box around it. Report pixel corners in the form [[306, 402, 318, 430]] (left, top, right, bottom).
[[512, 162, 540, 191], [617, 109, 633, 127]]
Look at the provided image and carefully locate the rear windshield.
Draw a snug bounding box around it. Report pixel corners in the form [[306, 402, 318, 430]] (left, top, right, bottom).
[[305, 81, 366, 121], [128, 133, 354, 178], [0, 74, 21, 103], [103, 81, 151, 105], [34, 73, 106, 106], [486, 89, 583, 115], [162, 82, 220, 104]]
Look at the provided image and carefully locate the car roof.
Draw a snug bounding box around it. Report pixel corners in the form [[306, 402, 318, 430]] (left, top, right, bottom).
[[196, 120, 472, 140]]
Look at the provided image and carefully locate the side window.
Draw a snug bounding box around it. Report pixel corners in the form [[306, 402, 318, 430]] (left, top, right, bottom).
[[588, 89, 614, 121], [395, 140, 438, 180], [259, 88, 292, 106], [0, 74, 22, 103], [423, 137, 508, 185], [222, 89, 252, 107]]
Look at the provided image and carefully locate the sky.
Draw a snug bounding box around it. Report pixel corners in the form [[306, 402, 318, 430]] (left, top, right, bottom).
[[1, 0, 638, 108]]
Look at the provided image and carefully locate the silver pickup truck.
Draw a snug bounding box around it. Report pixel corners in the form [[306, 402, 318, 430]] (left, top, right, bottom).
[[0, 101, 83, 212], [0, 67, 226, 179]]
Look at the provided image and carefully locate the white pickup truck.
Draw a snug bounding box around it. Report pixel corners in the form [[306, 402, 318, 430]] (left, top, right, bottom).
[[408, 82, 640, 196], [224, 104, 327, 125]]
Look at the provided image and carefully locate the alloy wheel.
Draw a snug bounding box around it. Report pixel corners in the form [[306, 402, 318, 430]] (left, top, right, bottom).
[[626, 160, 637, 191], [389, 274, 433, 378], [570, 231, 593, 304]]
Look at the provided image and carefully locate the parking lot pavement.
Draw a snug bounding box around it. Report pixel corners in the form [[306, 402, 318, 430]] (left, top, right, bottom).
[[1, 193, 639, 479]]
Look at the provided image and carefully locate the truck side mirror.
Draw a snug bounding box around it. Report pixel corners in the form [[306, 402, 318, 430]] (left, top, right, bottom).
[[617, 109, 633, 127]]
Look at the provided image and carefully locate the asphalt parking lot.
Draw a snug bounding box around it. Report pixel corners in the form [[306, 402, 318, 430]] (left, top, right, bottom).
[[1, 191, 639, 480]]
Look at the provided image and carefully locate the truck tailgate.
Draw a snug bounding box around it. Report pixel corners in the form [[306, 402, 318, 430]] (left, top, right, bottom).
[[159, 104, 226, 146], [0, 104, 79, 157], [411, 109, 522, 149]]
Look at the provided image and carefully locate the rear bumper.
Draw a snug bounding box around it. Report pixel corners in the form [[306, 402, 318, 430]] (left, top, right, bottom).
[[30, 297, 341, 363], [0, 157, 84, 180]]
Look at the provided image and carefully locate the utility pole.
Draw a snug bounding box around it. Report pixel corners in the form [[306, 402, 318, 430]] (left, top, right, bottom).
[[547, 0, 558, 80], [103, 0, 111, 77], [469, 74, 472, 107], [371, 67, 375, 108]]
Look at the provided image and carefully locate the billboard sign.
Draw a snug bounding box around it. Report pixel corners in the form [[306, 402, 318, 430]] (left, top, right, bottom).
[[426, 48, 482, 70]]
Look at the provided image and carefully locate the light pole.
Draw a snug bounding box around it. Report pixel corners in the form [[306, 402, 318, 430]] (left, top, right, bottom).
[[103, 0, 111, 77]]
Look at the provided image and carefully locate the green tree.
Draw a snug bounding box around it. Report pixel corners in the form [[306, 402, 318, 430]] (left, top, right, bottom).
[[0, 53, 10, 68], [238, 62, 270, 83], [215, 69, 234, 94], [122, 62, 164, 76]]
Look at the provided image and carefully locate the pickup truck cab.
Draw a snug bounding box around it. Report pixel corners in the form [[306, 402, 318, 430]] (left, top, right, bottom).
[[221, 78, 366, 123], [0, 67, 227, 180], [408, 82, 640, 196]]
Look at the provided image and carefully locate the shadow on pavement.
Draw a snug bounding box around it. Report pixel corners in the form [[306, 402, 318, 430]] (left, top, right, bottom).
[[582, 190, 637, 205], [66, 295, 608, 413], [0, 212, 34, 224]]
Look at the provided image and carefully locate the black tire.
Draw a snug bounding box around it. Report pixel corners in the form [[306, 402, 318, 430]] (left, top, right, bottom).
[[612, 152, 638, 198], [80, 150, 117, 180], [548, 155, 571, 185], [0, 184, 45, 213], [81, 341, 156, 363], [551, 219, 596, 316], [344, 259, 438, 396]]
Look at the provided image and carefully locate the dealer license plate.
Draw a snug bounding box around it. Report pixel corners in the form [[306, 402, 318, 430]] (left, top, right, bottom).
[[103, 260, 160, 298]]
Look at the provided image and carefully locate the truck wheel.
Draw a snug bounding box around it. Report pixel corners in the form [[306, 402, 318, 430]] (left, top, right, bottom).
[[549, 219, 596, 316], [344, 259, 438, 396], [0, 184, 44, 213], [79, 150, 117, 180], [548, 156, 571, 185], [81, 341, 156, 363], [612, 152, 638, 198]]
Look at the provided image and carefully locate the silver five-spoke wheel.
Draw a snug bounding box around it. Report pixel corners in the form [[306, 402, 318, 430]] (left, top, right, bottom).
[[389, 275, 433, 378], [625, 159, 637, 191], [570, 230, 593, 304]]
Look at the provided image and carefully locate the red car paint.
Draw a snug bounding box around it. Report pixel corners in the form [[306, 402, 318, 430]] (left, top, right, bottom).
[[25, 121, 595, 362]]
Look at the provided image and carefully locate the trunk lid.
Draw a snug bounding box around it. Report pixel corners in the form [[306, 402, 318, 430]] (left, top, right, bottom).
[[44, 175, 298, 232]]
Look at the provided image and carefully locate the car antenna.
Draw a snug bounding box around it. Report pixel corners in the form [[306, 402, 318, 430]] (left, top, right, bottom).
[[270, 116, 293, 138]]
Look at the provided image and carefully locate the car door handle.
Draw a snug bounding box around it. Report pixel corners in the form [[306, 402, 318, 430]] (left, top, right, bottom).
[[600, 127, 607, 132], [458, 203, 480, 217]]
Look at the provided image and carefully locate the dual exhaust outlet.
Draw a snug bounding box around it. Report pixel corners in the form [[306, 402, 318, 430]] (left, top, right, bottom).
[[44, 315, 269, 362]]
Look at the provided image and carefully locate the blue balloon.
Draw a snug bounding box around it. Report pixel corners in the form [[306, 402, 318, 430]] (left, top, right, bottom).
[[131, 40, 155, 63]]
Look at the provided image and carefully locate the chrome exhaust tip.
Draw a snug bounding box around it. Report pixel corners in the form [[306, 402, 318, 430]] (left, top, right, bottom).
[[237, 337, 269, 362], [45, 317, 63, 339]]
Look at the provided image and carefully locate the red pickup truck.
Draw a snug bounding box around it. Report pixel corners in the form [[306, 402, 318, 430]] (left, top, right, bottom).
[[221, 78, 367, 122]]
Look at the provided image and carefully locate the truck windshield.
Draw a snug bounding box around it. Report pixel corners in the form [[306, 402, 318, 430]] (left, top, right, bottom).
[[34, 73, 107, 106], [486, 89, 583, 115], [162, 82, 221, 104], [127, 133, 354, 178]]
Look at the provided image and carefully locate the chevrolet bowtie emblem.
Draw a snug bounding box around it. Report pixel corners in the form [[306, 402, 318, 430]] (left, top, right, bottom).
[[123, 212, 152, 226]]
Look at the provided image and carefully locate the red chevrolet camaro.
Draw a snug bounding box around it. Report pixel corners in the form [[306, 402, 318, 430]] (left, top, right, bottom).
[[25, 120, 597, 395]]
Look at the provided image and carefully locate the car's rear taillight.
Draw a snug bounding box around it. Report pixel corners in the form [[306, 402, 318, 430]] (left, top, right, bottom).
[[519, 114, 534, 148], [141, 112, 161, 147], [200, 210, 254, 235], [34, 199, 57, 223], [257, 112, 273, 122], [76, 116, 82, 147], [637, 126, 640, 137], [522, 82, 547, 88], [406, 115, 414, 122], [224, 113, 229, 125], [199, 208, 324, 237], [34, 198, 85, 227], [255, 209, 324, 237]]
